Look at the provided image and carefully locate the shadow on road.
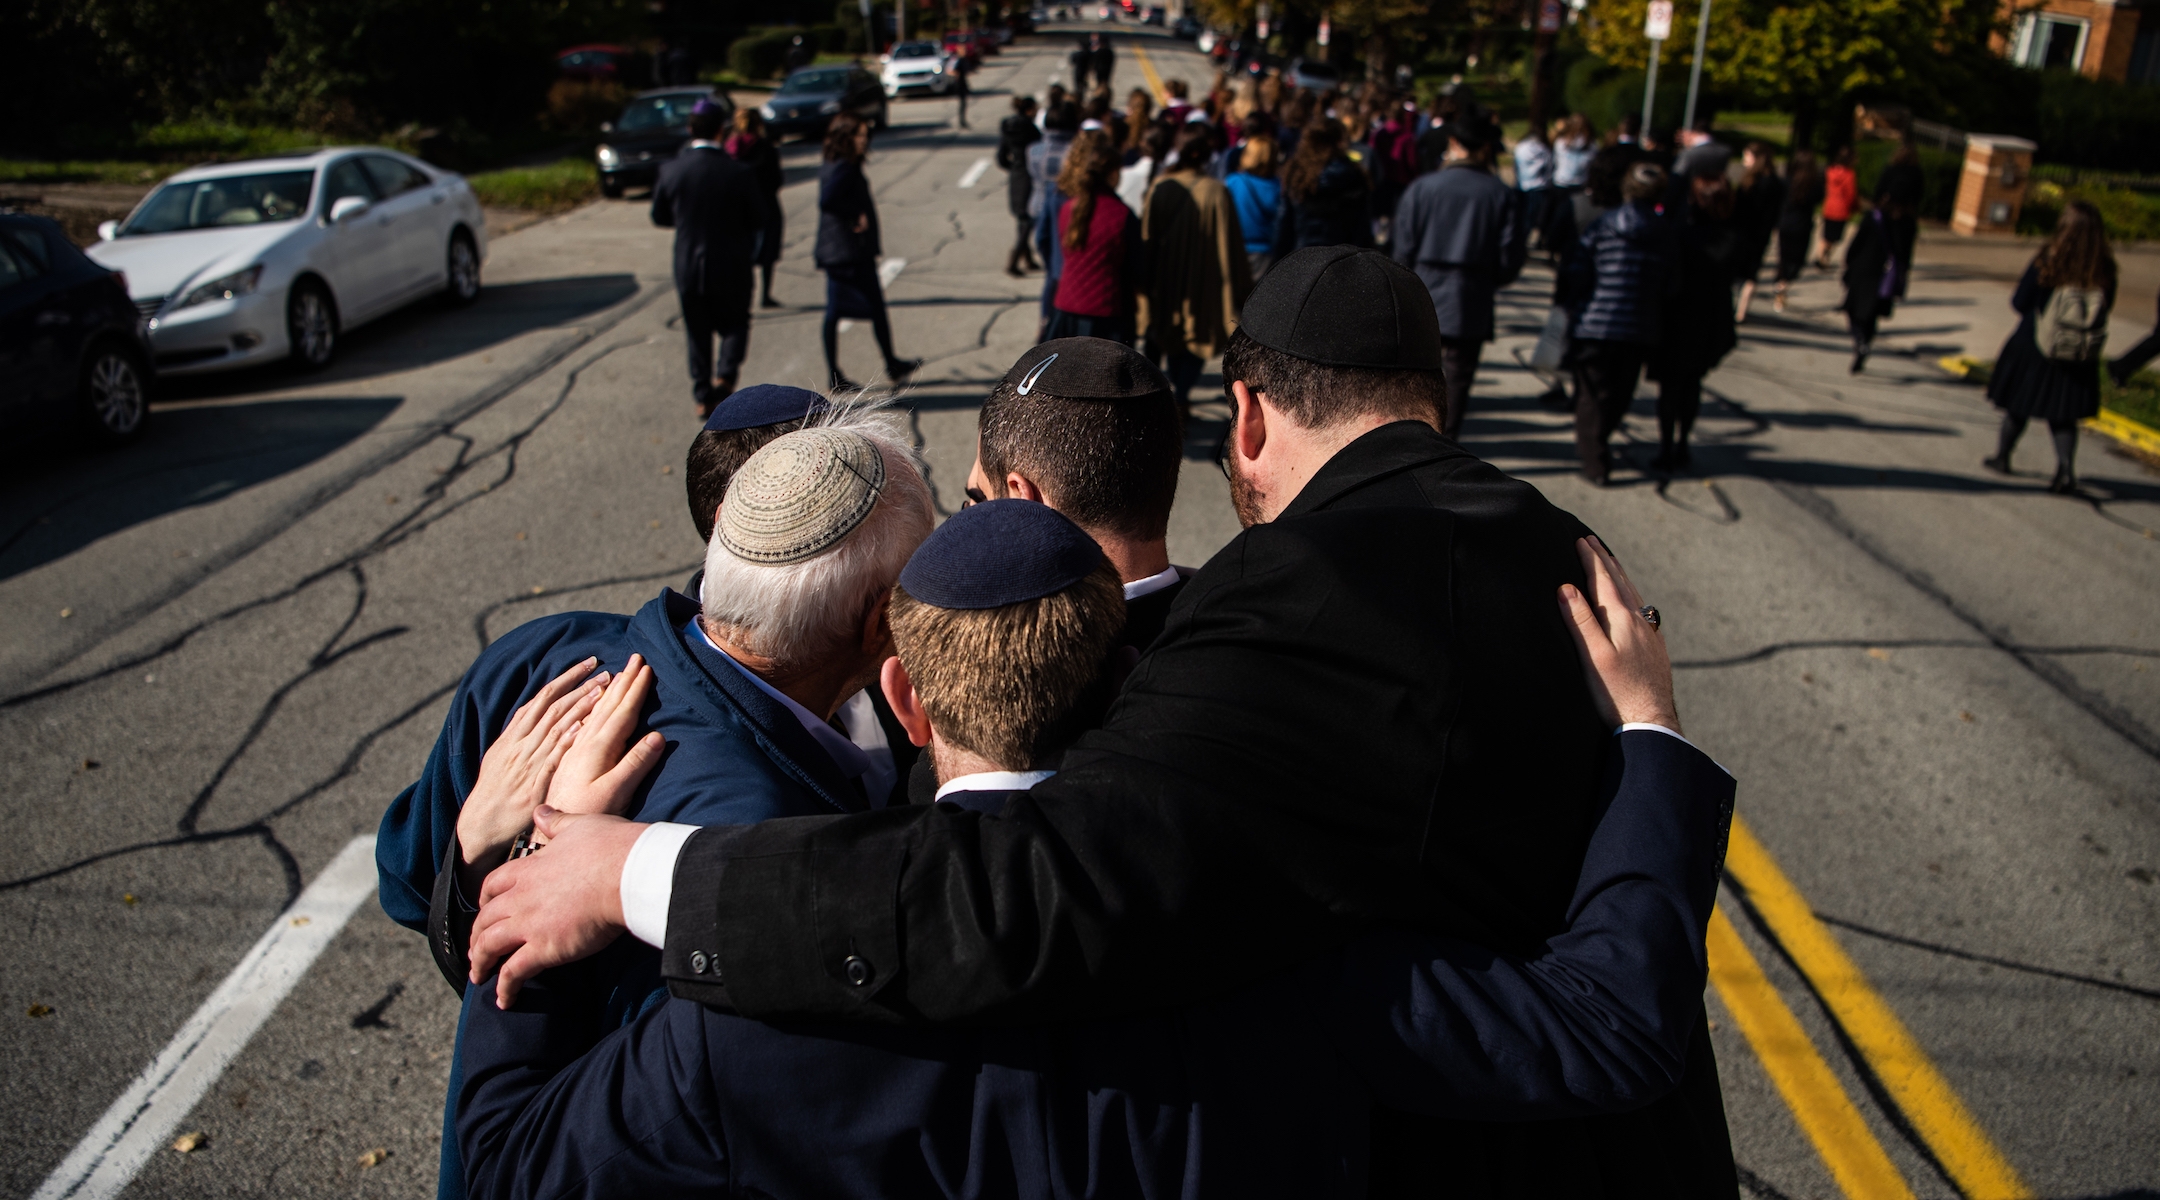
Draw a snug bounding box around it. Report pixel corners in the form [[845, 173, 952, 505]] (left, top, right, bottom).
[[155, 274, 642, 402], [0, 396, 401, 582]]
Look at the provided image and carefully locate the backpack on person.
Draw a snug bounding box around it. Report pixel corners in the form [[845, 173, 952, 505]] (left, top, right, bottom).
[[2033, 285, 2108, 362]]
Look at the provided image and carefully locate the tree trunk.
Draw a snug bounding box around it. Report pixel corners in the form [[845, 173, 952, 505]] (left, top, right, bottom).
[[1527, 28, 1557, 129], [1789, 94, 1819, 154]]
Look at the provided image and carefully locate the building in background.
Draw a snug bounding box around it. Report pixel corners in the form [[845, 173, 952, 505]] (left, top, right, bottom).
[[1996, 0, 2159, 82]]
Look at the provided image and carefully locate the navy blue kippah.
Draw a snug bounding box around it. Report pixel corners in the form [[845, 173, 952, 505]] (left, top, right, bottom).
[[702, 384, 828, 432], [899, 500, 1104, 609]]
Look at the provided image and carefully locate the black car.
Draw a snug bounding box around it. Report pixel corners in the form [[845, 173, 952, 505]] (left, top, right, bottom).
[[1171, 15, 1202, 39], [0, 212, 152, 443], [596, 87, 734, 198], [759, 66, 888, 141]]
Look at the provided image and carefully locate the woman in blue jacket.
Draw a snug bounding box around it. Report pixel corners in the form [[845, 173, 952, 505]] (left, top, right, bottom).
[[1565, 160, 1678, 486]]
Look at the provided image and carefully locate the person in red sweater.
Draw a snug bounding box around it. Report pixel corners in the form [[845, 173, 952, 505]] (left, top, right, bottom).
[[1047, 129, 1144, 343], [1816, 145, 1858, 269]]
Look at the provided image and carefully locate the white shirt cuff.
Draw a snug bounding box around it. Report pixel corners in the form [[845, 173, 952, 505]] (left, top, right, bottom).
[[1617, 723, 1731, 778], [620, 822, 698, 949]]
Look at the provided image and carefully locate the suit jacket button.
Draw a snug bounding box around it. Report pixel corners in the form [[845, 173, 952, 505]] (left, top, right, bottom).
[[843, 955, 874, 986], [690, 951, 709, 975]]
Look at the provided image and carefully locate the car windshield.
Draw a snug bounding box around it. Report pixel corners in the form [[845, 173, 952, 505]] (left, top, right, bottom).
[[892, 42, 938, 58], [619, 93, 709, 131], [122, 171, 316, 235], [780, 69, 851, 93]]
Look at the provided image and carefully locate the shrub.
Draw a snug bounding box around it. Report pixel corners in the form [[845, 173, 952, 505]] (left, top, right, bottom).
[[544, 79, 629, 134], [728, 28, 798, 82], [2019, 179, 2160, 242]]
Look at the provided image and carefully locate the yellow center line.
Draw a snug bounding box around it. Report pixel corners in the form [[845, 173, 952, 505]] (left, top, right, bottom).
[[1725, 816, 2035, 1199], [1129, 41, 1167, 104], [1708, 906, 1917, 1199]]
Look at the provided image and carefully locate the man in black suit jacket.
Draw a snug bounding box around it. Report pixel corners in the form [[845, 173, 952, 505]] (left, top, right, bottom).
[[651, 101, 768, 418], [473, 247, 1737, 1195]]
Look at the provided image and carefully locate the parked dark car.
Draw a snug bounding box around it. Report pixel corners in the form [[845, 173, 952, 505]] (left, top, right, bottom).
[[0, 212, 152, 443], [595, 88, 734, 198], [1171, 15, 1202, 39], [759, 67, 887, 140]]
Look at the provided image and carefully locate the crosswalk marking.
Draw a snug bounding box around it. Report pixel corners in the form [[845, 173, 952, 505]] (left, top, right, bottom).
[[958, 158, 991, 189], [33, 836, 380, 1200]]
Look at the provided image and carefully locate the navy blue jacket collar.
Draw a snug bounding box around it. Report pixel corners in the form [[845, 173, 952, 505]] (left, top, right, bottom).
[[629, 590, 866, 814]]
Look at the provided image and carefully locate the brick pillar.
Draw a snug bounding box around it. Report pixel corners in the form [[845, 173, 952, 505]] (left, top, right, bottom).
[[1951, 135, 2036, 236]]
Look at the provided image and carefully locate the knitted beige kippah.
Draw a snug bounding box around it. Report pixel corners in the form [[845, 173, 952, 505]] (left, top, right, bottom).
[[717, 428, 887, 564]]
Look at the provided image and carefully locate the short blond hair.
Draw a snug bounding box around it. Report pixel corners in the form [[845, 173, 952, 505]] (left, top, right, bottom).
[[889, 560, 1126, 770]]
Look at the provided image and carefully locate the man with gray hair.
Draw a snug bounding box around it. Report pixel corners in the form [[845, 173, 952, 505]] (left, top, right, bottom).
[[375, 407, 932, 1200]]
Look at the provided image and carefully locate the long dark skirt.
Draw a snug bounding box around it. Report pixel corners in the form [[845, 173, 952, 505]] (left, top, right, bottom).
[[1988, 317, 2103, 422], [824, 261, 887, 321], [1773, 217, 1811, 283]]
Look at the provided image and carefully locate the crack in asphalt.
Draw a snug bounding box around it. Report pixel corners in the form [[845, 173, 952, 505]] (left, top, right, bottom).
[[1813, 912, 2160, 1003], [1674, 637, 2160, 670], [0, 336, 678, 902]]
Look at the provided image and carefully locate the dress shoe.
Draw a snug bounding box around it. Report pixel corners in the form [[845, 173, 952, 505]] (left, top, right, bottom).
[[1981, 455, 2012, 475], [885, 357, 923, 383]]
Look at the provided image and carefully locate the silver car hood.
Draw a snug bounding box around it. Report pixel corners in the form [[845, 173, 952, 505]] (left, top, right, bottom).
[[85, 222, 299, 301]]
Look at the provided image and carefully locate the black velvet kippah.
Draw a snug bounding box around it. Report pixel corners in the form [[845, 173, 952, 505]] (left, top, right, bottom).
[[999, 337, 1174, 401], [1235, 245, 1447, 369], [899, 500, 1104, 609], [702, 384, 829, 432]]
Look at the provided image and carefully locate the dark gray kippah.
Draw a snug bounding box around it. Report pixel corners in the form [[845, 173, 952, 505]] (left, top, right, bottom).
[[703, 383, 828, 432], [898, 500, 1102, 609], [1236, 245, 1446, 369], [999, 337, 1174, 401], [718, 428, 886, 564]]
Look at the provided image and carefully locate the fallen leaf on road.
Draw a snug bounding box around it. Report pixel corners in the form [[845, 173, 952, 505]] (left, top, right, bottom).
[[59, 608, 72, 618], [27, 1004, 53, 1018], [1959, 710, 1974, 722], [648, 520, 662, 529], [661, 465, 673, 475], [357, 1147, 390, 1168], [515, 531, 527, 540], [1867, 647, 1891, 660], [290, 915, 311, 927], [123, 893, 138, 906], [81, 758, 99, 770], [172, 1131, 206, 1153], [530, 586, 544, 595]]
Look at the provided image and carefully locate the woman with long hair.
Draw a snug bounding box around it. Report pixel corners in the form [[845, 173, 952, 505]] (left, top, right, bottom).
[[1139, 122, 1253, 404], [1647, 160, 1746, 471], [1734, 143, 1789, 319], [1273, 118, 1373, 253], [1122, 88, 1155, 162], [1839, 196, 1895, 374], [1983, 199, 2117, 493], [1046, 129, 1142, 342], [1552, 113, 1597, 192], [813, 113, 920, 390], [726, 107, 785, 309], [998, 94, 1044, 277]]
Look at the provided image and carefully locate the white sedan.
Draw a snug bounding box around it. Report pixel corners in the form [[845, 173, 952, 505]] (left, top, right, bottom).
[[87, 147, 487, 375], [881, 41, 956, 96]]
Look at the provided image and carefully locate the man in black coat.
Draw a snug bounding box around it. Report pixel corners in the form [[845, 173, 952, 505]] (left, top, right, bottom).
[[473, 247, 1737, 1195], [651, 100, 768, 418], [1392, 119, 1528, 438]]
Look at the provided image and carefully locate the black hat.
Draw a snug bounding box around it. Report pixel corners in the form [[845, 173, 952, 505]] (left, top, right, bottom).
[[1236, 246, 1446, 370], [898, 500, 1104, 610], [1438, 119, 1496, 155], [1675, 141, 1732, 180], [702, 383, 829, 432], [998, 337, 1174, 402]]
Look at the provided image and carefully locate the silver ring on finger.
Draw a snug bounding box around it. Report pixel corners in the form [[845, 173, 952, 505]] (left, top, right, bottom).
[[1638, 604, 1661, 632]]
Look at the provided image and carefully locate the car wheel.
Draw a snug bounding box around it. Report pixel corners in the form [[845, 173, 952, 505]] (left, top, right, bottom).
[[79, 340, 148, 443], [601, 176, 624, 198], [287, 279, 338, 371], [446, 230, 482, 305]]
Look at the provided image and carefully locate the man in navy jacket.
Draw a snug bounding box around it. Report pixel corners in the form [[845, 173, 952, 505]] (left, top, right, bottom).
[[652, 100, 768, 417], [456, 500, 1735, 1198]]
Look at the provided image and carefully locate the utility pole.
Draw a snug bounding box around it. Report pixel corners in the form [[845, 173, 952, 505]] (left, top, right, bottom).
[[1681, 0, 1712, 132], [860, 0, 877, 56], [1641, 0, 1671, 135]]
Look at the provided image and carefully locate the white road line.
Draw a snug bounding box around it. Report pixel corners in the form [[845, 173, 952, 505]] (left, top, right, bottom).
[[839, 259, 908, 333], [958, 157, 992, 189], [34, 836, 381, 1200]]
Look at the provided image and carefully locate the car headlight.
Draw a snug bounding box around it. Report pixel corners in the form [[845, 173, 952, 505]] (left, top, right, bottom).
[[596, 144, 619, 167], [759, 103, 777, 120], [818, 99, 842, 115], [175, 265, 264, 311]]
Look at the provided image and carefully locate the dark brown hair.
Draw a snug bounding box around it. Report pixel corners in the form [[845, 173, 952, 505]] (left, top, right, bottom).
[[822, 112, 868, 163], [1056, 129, 1118, 250], [890, 559, 1125, 771], [685, 421, 812, 542], [976, 378, 1184, 541], [2037, 199, 2117, 291], [1281, 118, 1344, 202], [1220, 328, 1443, 430]]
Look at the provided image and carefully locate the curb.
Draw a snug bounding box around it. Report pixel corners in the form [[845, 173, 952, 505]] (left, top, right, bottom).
[[2086, 408, 2160, 460]]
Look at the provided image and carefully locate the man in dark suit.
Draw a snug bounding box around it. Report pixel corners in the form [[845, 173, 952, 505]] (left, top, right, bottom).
[[1393, 118, 1528, 438], [651, 100, 768, 419], [472, 247, 1737, 1195], [457, 498, 1736, 1199]]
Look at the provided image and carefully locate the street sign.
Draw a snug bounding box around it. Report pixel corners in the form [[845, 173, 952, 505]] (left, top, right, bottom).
[[1539, 0, 1566, 33], [1317, 10, 1330, 46], [1256, 1, 1270, 39], [1644, 0, 1672, 40]]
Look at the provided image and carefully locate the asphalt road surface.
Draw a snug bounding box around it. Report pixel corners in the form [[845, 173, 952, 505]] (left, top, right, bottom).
[[5, 26, 2157, 1200]]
